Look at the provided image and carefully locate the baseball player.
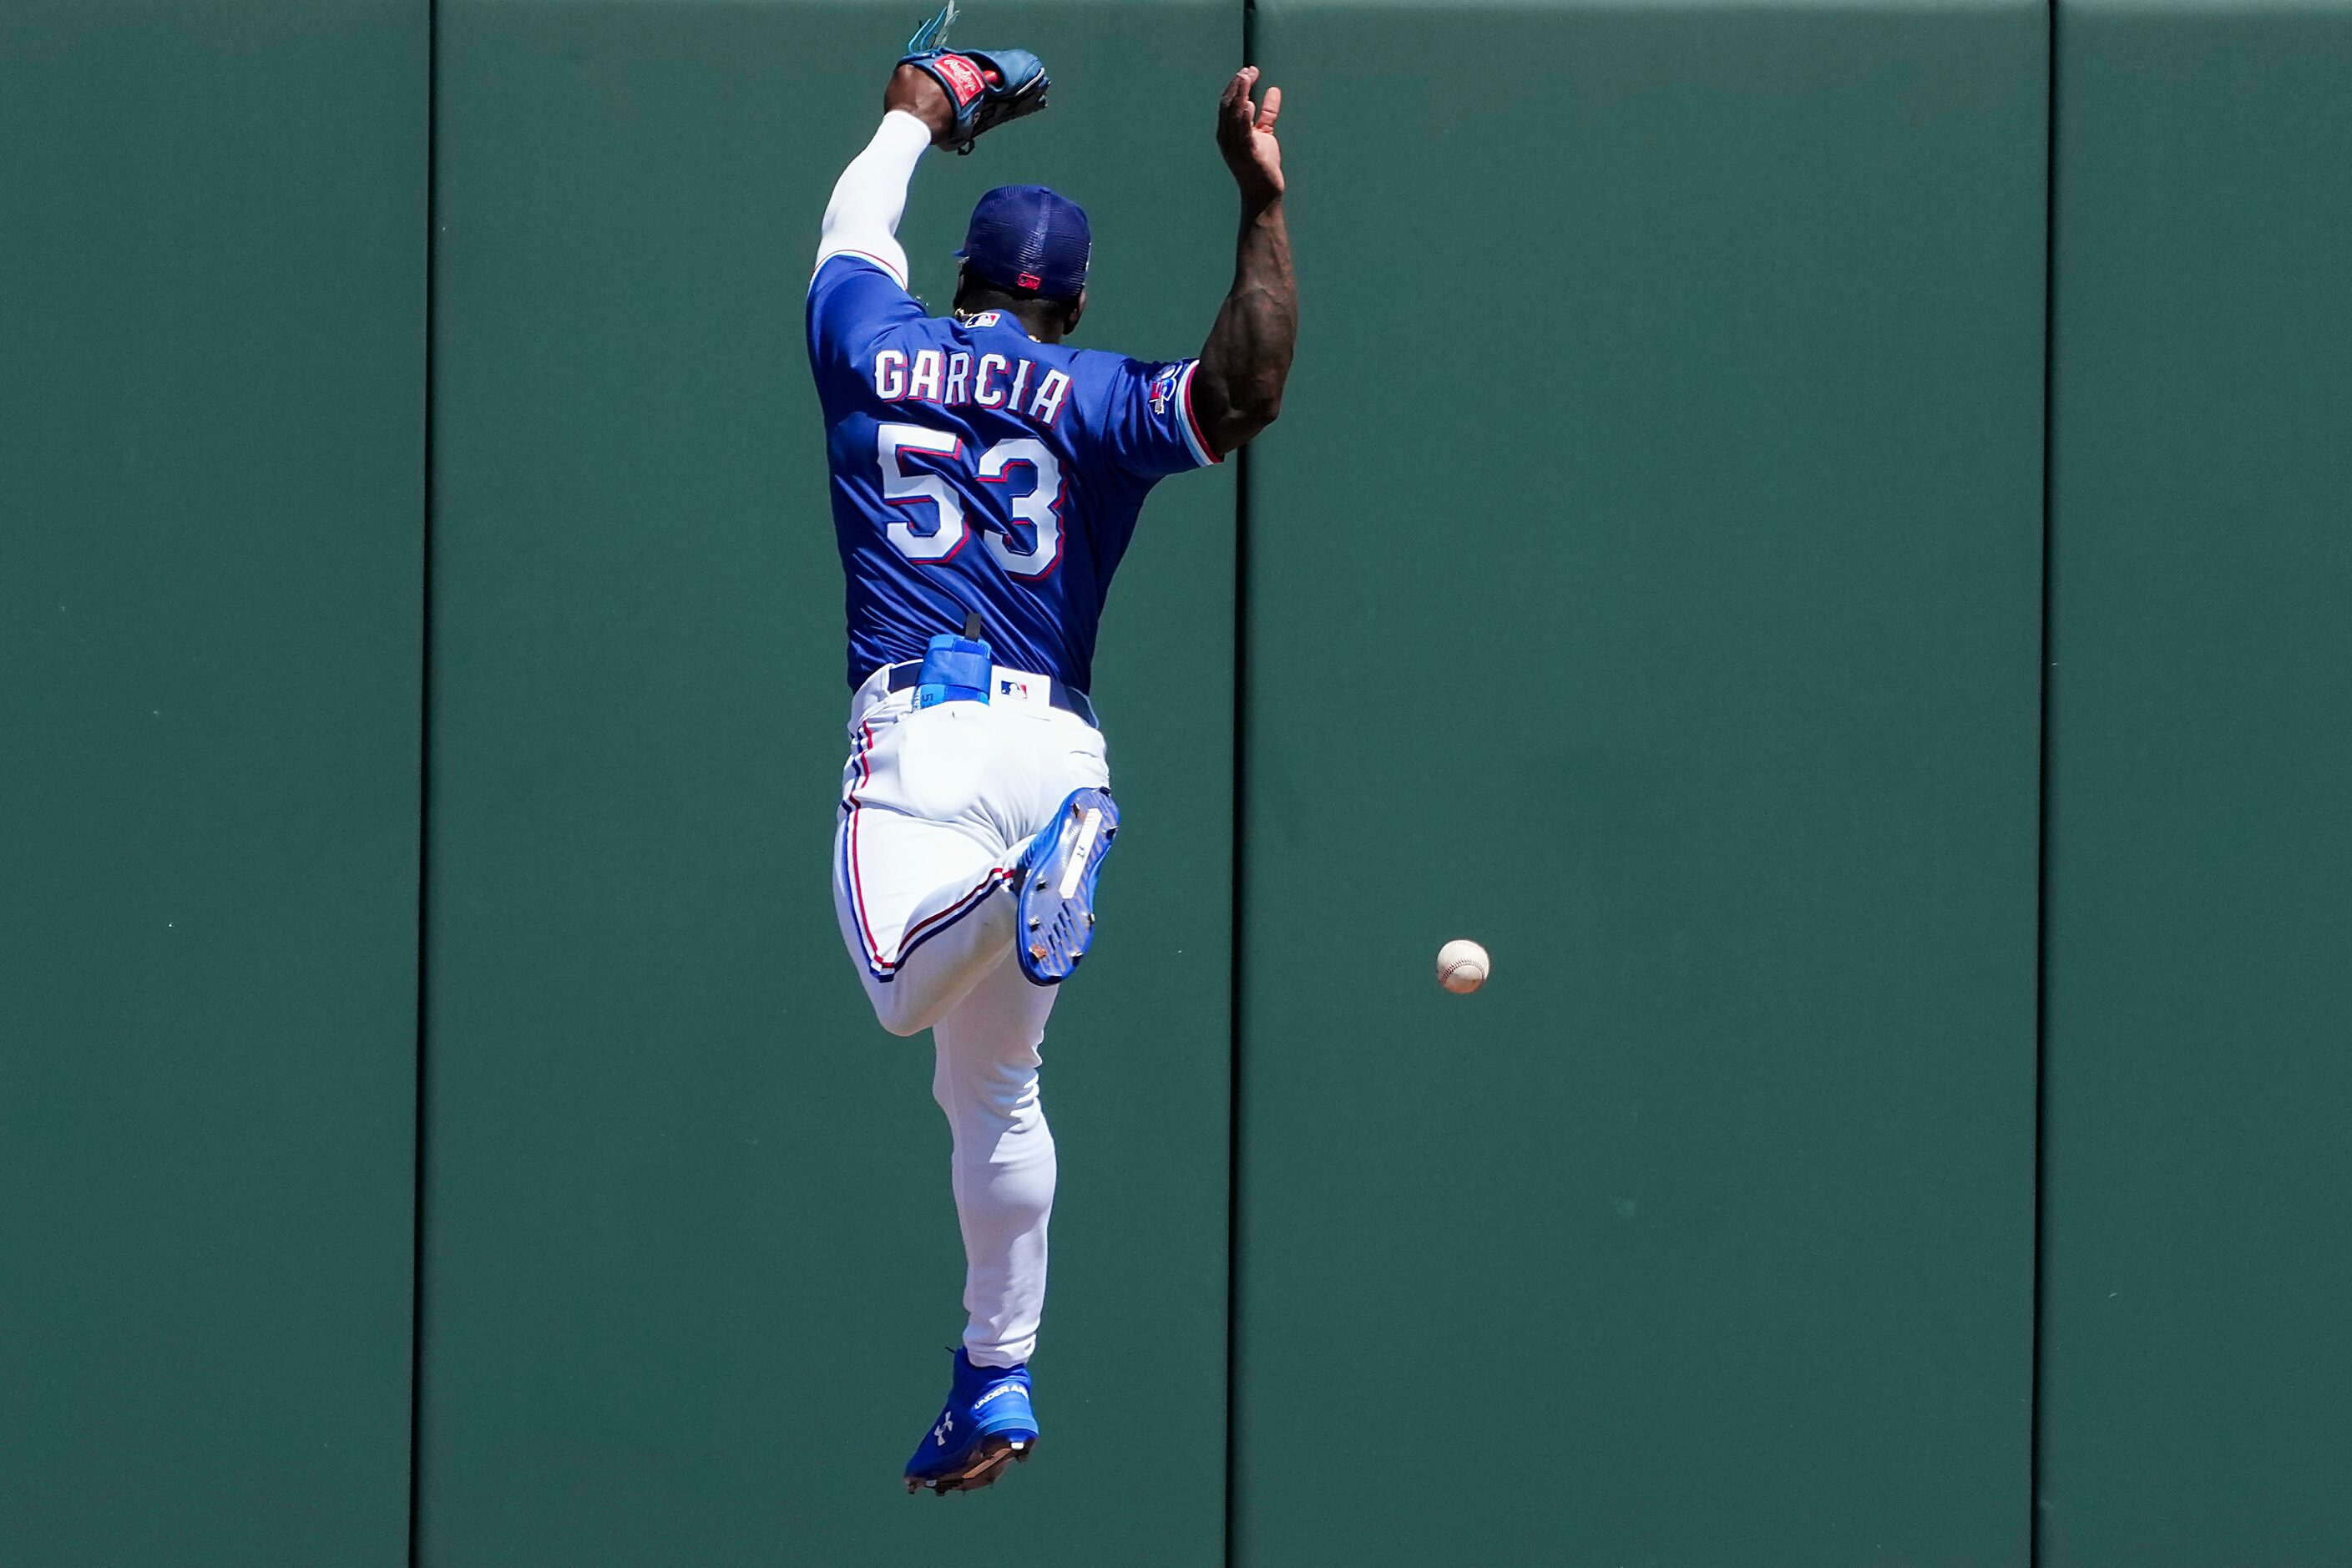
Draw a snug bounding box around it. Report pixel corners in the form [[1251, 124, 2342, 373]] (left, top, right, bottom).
[[807, 20, 1295, 1495]]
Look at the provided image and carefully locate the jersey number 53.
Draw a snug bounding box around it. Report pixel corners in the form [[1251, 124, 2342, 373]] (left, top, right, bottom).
[[877, 422, 1065, 581]]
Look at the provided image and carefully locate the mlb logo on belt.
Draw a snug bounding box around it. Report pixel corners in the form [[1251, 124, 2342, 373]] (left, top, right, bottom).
[[993, 670, 1050, 711], [933, 53, 988, 106]]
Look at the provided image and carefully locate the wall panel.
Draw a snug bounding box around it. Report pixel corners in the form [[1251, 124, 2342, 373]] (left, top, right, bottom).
[[417, 3, 1236, 1560], [1235, 3, 2048, 1561], [2039, 3, 2352, 1561], [0, 3, 428, 1562]]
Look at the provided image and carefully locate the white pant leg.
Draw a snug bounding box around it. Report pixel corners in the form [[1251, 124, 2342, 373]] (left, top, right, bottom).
[[931, 951, 1060, 1368], [834, 694, 1029, 1036], [834, 804, 1019, 1038], [833, 685, 1110, 1034], [830, 673, 1112, 1365]]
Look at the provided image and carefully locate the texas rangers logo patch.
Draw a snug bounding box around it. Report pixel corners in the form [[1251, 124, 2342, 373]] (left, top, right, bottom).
[[933, 53, 988, 106], [1148, 364, 1182, 415]]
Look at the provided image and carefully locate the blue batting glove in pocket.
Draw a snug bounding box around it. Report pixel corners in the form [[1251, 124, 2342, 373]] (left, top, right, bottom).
[[916, 633, 994, 709]]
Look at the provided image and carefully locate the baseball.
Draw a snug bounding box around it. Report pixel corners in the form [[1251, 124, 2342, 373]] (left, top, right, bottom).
[[1436, 938, 1490, 994]]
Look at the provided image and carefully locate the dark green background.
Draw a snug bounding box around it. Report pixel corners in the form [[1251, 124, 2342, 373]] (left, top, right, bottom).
[[0, 2, 427, 1564], [1233, 2, 2047, 1563], [2037, 3, 2352, 1564], [6, 0, 2349, 1563]]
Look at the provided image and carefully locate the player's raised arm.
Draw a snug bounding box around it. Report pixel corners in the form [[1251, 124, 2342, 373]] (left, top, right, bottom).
[[814, 43, 1051, 286], [1191, 68, 1297, 457], [812, 71, 949, 286]]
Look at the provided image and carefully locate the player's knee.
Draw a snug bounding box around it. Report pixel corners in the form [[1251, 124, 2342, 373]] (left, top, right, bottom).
[[871, 986, 937, 1038]]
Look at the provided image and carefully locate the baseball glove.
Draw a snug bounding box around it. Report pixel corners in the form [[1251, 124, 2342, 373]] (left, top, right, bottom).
[[898, 3, 1050, 155]]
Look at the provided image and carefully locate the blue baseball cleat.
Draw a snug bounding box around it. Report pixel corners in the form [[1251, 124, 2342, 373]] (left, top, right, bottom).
[[904, 1349, 1039, 1495], [1014, 788, 1118, 985]]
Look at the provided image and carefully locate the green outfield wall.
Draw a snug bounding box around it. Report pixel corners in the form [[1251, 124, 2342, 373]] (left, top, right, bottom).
[[2036, 3, 2352, 1564], [0, 3, 427, 1563], [1232, 2, 2049, 1562], [412, 3, 1234, 1562], [7, 1, 2352, 1564]]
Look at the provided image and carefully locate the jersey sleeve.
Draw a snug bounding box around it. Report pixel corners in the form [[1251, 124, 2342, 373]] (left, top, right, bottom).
[[1092, 356, 1222, 479], [806, 252, 925, 380]]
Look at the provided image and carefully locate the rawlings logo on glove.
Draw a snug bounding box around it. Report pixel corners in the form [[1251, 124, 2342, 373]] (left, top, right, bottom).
[[930, 53, 988, 106]]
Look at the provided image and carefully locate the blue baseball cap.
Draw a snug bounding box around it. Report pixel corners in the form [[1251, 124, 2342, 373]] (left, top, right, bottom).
[[956, 185, 1091, 301]]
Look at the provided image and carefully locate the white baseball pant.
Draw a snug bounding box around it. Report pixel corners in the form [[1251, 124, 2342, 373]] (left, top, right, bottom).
[[832, 663, 1110, 1368]]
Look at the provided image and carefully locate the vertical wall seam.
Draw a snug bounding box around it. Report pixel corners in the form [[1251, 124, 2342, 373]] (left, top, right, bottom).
[[2029, 1, 2060, 1564], [407, 1, 438, 1563], [1222, 453, 1250, 1568], [1223, 10, 1258, 1565]]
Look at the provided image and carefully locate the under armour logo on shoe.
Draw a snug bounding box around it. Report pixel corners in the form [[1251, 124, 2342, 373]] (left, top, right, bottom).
[[933, 1413, 954, 1446]]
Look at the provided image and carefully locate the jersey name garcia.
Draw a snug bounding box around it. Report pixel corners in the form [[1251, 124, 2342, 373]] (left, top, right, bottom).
[[807, 253, 1217, 692]]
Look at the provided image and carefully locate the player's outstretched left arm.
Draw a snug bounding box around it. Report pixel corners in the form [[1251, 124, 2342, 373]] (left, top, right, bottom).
[[1191, 68, 1297, 457]]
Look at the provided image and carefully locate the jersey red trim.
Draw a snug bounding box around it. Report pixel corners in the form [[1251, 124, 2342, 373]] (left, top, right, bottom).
[[1176, 360, 1222, 467], [812, 245, 908, 291]]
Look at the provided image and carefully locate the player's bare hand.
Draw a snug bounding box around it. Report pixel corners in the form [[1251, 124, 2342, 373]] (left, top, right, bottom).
[[885, 63, 959, 145], [1216, 67, 1284, 206]]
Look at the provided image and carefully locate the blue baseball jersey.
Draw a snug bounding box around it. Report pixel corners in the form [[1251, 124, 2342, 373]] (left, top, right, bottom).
[[807, 252, 1218, 692]]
